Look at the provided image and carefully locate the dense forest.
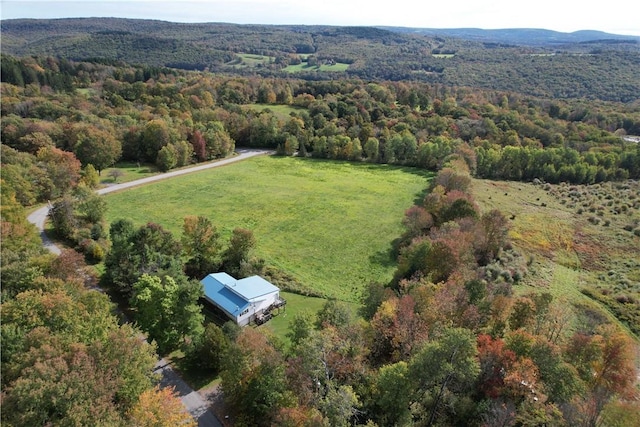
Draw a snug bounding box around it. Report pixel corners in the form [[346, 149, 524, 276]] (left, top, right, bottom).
[[3, 18, 640, 102], [1, 19, 639, 427]]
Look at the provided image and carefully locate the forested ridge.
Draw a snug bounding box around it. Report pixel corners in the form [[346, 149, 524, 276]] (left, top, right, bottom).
[[1, 25, 639, 427], [3, 18, 640, 102]]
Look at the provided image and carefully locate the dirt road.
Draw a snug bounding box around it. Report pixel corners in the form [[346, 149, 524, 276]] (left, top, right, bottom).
[[26, 149, 271, 426]]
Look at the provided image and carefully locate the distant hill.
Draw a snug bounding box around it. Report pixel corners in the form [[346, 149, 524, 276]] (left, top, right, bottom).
[[381, 27, 640, 46], [2, 18, 639, 102]]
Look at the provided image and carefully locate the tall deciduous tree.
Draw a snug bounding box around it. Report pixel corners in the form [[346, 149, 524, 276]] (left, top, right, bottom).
[[74, 125, 122, 174], [130, 274, 204, 354], [36, 146, 81, 198], [156, 143, 178, 171], [374, 361, 413, 426], [221, 227, 256, 277], [181, 215, 221, 279], [141, 119, 172, 162], [409, 327, 480, 426], [203, 121, 234, 159], [104, 221, 184, 297], [565, 325, 637, 426], [185, 322, 228, 373], [48, 195, 77, 240], [221, 328, 292, 426], [189, 129, 207, 162]]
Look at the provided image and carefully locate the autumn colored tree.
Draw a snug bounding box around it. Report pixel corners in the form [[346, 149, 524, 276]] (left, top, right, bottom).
[[476, 334, 517, 399], [401, 205, 434, 243], [36, 145, 81, 198], [432, 167, 473, 194], [89, 323, 159, 410], [221, 328, 292, 426], [1, 279, 157, 424], [128, 386, 196, 427], [475, 209, 509, 265], [2, 342, 124, 426], [189, 129, 207, 162], [369, 294, 428, 364], [564, 326, 638, 426], [202, 121, 234, 159], [47, 248, 89, 282]]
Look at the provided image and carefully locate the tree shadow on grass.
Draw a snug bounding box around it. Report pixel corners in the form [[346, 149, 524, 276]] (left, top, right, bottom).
[[171, 356, 220, 391], [369, 238, 402, 270]]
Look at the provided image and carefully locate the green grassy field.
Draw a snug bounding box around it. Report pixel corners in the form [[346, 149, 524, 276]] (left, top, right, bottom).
[[261, 291, 327, 343], [283, 62, 350, 73], [104, 156, 431, 302], [228, 53, 274, 68]]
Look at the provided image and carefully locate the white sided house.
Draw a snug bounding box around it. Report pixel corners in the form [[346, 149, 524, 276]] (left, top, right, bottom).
[[201, 272, 285, 326]]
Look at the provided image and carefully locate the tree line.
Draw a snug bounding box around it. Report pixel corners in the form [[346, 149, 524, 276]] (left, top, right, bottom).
[[2, 55, 639, 216]]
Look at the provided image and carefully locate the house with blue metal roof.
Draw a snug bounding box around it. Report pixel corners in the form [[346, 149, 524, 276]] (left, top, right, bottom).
[[201, 272, 285, 326]]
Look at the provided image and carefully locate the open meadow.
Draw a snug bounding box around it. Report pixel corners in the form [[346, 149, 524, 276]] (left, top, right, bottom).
[[104, 155, 432, 302], [473, 178, 640, 337]]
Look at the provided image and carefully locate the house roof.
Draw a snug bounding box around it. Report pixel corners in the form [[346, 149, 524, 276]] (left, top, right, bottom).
[[228, 275, 280, 301], [201, 274, 249, 317], [200, 273, 279, 318]]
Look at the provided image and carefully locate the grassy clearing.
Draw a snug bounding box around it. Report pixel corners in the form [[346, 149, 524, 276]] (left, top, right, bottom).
[[76, 87, 98, 96], [473, 178, 640, 338], [100, 162, 159, 185], [283, 62, 349, 73], [260, 291, 327, 344], [227, 53, 274, 68], [104, 156, 431, 302]]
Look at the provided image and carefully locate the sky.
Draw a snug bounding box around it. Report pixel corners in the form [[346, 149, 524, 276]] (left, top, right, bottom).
[[2, 0, 639, 37]]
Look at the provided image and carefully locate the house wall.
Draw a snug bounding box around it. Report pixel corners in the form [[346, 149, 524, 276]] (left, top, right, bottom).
[[236, 292, 280, 326]]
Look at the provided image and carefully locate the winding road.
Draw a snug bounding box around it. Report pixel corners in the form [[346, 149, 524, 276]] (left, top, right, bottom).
[[26, 149, 271, 427]]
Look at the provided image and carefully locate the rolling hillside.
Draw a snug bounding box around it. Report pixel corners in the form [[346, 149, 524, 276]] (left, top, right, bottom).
[[3, 18, 640, 102]]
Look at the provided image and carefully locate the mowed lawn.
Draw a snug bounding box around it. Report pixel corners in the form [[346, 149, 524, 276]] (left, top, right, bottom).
[[103, 156, 431, 302]]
